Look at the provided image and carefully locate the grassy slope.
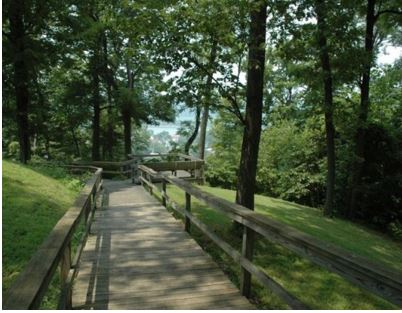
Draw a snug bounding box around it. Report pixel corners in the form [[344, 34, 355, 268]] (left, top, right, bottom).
[[165, 184, 401, 309], [2, 160, 79, 295]]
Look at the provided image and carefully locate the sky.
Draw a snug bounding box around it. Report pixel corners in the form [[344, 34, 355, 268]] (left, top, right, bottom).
[[149, 45, 402, 136]]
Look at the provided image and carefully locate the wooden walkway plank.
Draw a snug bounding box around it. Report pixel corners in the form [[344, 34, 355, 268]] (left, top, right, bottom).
[[72, 180, 253, 310]]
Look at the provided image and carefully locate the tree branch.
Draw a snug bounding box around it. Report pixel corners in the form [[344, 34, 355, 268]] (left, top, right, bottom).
[[189, 55, 245, 125], [377, 9, 402, 16], [100, 105, 114, 111], [375, 8, 402, 21]]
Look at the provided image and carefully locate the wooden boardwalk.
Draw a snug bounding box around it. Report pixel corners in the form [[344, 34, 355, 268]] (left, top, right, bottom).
[[72, 180, 254, 310]]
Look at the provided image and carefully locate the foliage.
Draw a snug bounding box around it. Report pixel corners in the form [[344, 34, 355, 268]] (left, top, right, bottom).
[[258, 118, 326, 207], [205, 109, 242, 188]]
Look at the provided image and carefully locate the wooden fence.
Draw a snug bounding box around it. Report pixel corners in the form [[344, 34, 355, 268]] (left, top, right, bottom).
[[3, 166, 103, 310], [74, 153, 205, 183], [138, 165, 402, 309]]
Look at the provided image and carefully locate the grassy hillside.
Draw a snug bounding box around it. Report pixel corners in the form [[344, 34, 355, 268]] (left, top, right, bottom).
[[165, 184, 401, 309], [2, 160, 82, 296]]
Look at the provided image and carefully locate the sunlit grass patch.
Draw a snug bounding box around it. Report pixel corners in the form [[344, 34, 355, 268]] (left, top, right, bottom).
[[164, 183, 399, 309], [2, 160, 86, 307]]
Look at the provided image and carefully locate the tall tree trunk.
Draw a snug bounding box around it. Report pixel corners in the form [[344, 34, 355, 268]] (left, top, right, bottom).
[[102, 33, 114, 160], [198, 40, 217, 160], [348, 0, 376, 218], [236, 0, 267, 210], [185, 106, 201, 155], [236, 0, 267, 297], [123, 64, 133, 157], [315, 0, 335, 217], [8, 0, 31, 163], [106, 87, 114, 160], [91, 46, 101, 161]]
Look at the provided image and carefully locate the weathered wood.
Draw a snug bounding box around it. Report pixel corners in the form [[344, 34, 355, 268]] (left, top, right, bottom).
[[240, 226, 254, 298], [185, 192, 191, 232], [147, 160, 204, 172], [164, 196, 307, 309], [162, 180, 167, 207], [59, 242, 72, 309], [72, 180, 252, 309], [176, 153, 203, 162], [3, 167, 102, 310], [77, 291, 252, 310], [159, 173, 402, 307], [138, 165, 402, 308]]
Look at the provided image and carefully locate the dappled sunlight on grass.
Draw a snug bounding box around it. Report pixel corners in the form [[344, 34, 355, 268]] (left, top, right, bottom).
[[200, 185, 402, 272], [164, 184, 399, 309]]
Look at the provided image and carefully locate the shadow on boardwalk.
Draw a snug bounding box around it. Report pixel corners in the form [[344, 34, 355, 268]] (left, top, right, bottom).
[[72, 180, 253, 310]]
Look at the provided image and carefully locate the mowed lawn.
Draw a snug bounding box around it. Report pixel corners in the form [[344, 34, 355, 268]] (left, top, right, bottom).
[[164, 184, 402, 309], [2, 160, 80, 298]]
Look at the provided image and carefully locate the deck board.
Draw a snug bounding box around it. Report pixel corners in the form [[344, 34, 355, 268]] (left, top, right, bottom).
[[72, 179, 254, 310]]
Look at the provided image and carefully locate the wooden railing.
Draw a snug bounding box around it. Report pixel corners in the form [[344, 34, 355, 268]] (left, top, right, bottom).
[[132, 153, 205, 183], [73, 153, 204, 183], [73, 160, 134, 177], [138, 165, 402, 309], [3, 166, 103, 310]]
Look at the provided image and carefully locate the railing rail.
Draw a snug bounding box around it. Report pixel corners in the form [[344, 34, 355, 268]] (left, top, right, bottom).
[[3, 166, 103, 310], [72, 153, 204, 182], [138, 165, 402, 309]]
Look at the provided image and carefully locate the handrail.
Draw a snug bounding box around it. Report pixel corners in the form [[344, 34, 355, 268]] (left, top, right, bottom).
[[3, 166, 103, 309], [138, 165, 402, 309]]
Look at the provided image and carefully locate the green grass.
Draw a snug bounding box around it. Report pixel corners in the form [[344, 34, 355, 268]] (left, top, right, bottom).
[[2, 160, 87, 307], [163, 184, 401, 309]]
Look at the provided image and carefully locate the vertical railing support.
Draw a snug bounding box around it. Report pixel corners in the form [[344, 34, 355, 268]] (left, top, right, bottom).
[[84, 197, 91, 225], [149, 173, 153, 195], [240, 225, 255, 298], [184, 192, 191, 232], [162, 180, 167, 207], [60, 242, 72, 309]]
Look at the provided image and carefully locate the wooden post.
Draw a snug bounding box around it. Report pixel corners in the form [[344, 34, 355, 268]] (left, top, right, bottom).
[[131, 160, 137, 184], [92, 189, 96, 211], [185, 192, 191, 232], [162, 180, 167, 207], [240, 226, 255, 298], [60, 242, 72, 309], [85, 197, 91, 225], [149, 173, 153, 195]]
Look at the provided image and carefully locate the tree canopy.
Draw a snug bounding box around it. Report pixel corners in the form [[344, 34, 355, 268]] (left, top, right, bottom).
[[3, 0, 402, 235]]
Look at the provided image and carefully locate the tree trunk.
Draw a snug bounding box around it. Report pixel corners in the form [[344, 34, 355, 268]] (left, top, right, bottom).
[[235, 0, 267, 210], [315, 0, 335, 217], [348, 0, 376, 219], [8, 0, 31, 163], [106, 88, 114, 160], [185, 106, 201, 155], [102, 33, 114, 160], [123, 64, 133, 157], [70, 126, 81, 157], [198, 40, 217, 160], [122, 111, 131, 157], [91, 47, 101, 161]]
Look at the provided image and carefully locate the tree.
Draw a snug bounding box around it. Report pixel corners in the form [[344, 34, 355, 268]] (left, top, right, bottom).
[[5, 0, 34, 163], [198, 40, 218, 159], [348, 0, 402, 218], [236, 0, 267, 211], [314, 0, 335, 217]]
